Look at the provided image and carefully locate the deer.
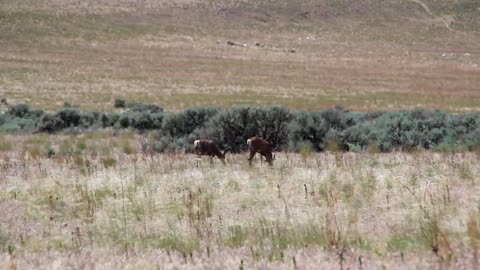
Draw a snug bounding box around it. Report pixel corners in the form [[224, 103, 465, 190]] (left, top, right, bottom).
[[247, 136, 275, 166], [193, 139, 230, 165]]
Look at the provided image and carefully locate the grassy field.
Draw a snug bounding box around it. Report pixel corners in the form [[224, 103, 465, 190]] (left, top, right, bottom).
[[0, 131, 479, 269], [1, 1, 480, 269], [1, 0, 479, 112]]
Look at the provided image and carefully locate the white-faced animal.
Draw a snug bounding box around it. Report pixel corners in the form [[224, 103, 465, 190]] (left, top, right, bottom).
[[194, 139, 229, 164]]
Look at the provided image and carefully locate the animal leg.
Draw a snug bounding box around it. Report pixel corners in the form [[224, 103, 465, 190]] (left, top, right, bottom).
[[265, 153, 273, 166], [248, 150, 256, 166]]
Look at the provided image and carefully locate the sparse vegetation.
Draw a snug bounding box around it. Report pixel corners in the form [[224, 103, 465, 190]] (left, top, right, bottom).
[[1, 0, 479, 268], [0, 1, 479, 112], [0, 148, 479, 268]]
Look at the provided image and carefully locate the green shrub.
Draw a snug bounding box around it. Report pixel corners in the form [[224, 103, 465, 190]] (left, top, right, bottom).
[[36, 113, 64, 133], [7, 104, 44, 119], [128, 103, 163, 113], [162, 107, 218, 138], [46, 145, 56, 158], [0, 122, 20, 133], [14, 118, 37, 131], [250, 106, 292, 148], [79, 112, 98, 128], [200, 106, 257, 152], [114, 98, 126, 108], [288, 111, 328, 151], [57, 108, 81, 127], [372, 112, 416, 151], [198, 106, 292, 152], [131, 112, 155, 130], [36, 109, 101, 132], [0, 114, 8, 126], [320, 107, 348, 130], [117, 111, 163, 130], [338, 122, 372, 151], [0, 103, 478, 153], [118, 113, 131, 128], [7, 104, 31, 118], [465, 127, 480, 150], [152, 135, 189, 153], [101, 113, 120, 128]]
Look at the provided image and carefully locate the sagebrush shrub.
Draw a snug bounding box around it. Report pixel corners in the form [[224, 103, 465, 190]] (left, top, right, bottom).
[[288, 111, 328, 151], [114, 98, 126, 108], [0, 103, 479, 153], [162, 107, 218, 138]]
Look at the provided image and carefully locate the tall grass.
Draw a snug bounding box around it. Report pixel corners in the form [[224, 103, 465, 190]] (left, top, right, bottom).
[[0, 147, 479, 268]]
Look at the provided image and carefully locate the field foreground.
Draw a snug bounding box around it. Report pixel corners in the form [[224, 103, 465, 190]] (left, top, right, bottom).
[[0, 150, 479, 269]]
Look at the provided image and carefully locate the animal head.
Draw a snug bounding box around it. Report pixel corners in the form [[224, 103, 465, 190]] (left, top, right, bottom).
[[221, 146, 231, 157], [265, 152, 275, 165], [194, 139, 229, 164], [193, 140, 200, 149]]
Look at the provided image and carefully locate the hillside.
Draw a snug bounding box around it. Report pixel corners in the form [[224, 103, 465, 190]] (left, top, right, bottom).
[[0, 0, 479, 111]]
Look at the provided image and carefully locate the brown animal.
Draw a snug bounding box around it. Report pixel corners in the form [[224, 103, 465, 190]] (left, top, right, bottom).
[[247, 136, 275, 165], [194, 139, 229, 164]]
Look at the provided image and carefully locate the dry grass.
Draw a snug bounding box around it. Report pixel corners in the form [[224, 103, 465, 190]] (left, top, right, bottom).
[[1, 0, 479, 112], [1, 1, 480, 268], [0, 132, 479, 268]]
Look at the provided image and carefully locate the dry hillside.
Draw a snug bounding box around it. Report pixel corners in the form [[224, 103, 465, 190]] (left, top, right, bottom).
[[0, 0, 479, 111]]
